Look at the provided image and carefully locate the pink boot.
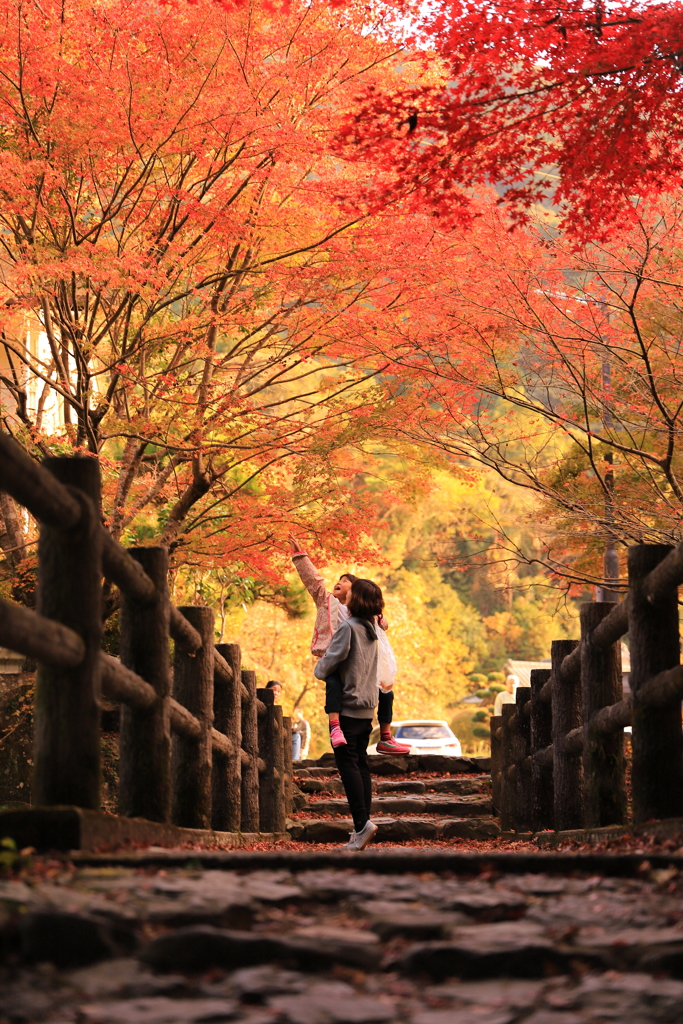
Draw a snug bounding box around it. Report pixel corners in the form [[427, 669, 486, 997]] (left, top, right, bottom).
[[330, 723, 347, 748]]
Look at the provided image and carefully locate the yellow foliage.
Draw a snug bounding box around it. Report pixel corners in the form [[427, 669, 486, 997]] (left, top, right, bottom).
[[224, 562, 476, 757], [218, 463, 581, 758], [222, 601, 331, 758]]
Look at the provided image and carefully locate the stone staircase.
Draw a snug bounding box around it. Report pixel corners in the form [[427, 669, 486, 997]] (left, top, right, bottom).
[[289, 753, 499, 843]]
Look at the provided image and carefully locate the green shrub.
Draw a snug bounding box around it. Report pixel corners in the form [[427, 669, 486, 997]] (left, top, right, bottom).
[[488, 682, 505, 692], [475, 688, 494, 699], [472, 710, 488, 722], [488, 672, 505, 683], [450, 709, 492, 755], [468, 674, 488, 685], [472, 725, 490, 739]]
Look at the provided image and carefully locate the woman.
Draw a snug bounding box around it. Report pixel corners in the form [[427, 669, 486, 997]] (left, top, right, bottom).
[[288, 533, 409, 754], [314, 578, 386, 851]]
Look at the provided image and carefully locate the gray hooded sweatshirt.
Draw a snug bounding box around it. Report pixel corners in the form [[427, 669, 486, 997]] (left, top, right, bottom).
[[313, 617, 379, 718]]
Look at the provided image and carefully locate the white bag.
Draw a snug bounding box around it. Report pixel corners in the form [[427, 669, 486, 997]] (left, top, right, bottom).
[[376, 624, 397, 692]]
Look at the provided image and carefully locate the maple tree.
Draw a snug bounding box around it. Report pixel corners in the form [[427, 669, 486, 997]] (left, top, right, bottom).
[[345, 0, 683, 239], [0, 0, 439, 590], [367, 191, 683, 591]]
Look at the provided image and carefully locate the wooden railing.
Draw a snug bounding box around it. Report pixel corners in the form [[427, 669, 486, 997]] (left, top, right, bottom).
[[491, 543, 683, 834], [0, 436, 292, 834]]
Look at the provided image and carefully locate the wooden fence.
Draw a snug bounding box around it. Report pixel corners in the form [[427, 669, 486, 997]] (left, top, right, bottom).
[[491, 543, 683, 834], [0, 437, 292, 834]]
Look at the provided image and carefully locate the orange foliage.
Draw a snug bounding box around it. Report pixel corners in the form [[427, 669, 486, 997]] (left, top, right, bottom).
[[0, 0, 437, 581]]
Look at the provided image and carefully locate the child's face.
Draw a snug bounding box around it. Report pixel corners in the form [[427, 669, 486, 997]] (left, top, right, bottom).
[[333, 577, 353, 604]]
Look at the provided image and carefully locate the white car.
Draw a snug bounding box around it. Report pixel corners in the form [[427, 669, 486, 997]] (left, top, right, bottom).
[[368, 719, 462, 756]]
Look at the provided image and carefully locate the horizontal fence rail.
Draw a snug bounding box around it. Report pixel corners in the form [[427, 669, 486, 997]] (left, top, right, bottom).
[[0, 436, 290, 835], [492, 541, 683, 834]]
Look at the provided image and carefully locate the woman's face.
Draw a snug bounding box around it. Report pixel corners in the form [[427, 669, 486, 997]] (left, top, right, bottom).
[[332, 577, 353, 604], [269, 683, 283, 702]]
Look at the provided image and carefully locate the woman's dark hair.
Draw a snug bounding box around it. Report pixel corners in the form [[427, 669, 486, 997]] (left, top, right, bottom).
[[348, 578, 384, 620], [339, 572, 357, 584], [266, 680, 282, 690]]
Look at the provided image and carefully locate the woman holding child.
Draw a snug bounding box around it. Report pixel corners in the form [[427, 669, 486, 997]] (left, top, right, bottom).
[[288, 535, 408, 850]]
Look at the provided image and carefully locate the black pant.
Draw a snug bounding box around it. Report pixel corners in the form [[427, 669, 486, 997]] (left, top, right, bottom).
[[334, 716, 373, 832], [326, 675, 393, 724]]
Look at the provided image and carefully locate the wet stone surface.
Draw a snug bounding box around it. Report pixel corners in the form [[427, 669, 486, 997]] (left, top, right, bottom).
[[3, 865, 683, 1021]]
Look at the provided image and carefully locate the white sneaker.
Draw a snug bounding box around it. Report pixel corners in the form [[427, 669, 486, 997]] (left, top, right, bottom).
[[341, 830, 358, 850], [342, 820, 378, 851]]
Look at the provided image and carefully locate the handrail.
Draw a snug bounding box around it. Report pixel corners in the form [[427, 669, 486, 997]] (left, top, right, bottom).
[[495, 539, 683, 835], [169, 605, 202, 650], [0, 597, 85, 668], [0, 439, 292, 835], [0, 432, 80, 529], [538, 597, 629, 704], [0, 434, 238, 685], [101, 529, 156, 604]]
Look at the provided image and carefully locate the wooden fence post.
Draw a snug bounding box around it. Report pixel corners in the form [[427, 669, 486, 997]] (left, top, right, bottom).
[[173, 606, 214, 829], [628, 544, 683, 824], [282, 715, 293, 816], [490, 715, 503, 815], [213, 643, 241, 832], [515, 686, 533, 833], [500, 703, 517, 832], [33, 457, 103, 809], [119, 547, 171, 822], [530, 668, 553, 832], [580, 601, 627, 828], [551, 638, 582, 831], [257, 687, 279, 832], [271, 705, 287, 833], [240, 669, 260, 833]]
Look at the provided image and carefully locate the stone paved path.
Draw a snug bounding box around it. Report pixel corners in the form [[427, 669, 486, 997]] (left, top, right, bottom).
[[289, 756, 498, 844], [3, 856, 683, 1022]]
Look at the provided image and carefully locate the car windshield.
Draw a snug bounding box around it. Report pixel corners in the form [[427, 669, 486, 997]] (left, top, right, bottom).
[[396, 725, 452, 740]]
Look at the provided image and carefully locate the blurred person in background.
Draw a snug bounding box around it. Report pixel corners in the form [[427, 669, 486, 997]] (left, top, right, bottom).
[[494, 674, 520, 716], [291, 710, 311, 761], [266, 680, 283, 703]]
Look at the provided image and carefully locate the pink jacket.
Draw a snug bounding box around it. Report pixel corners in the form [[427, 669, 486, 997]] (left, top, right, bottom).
[[292, 551, 387, 657]]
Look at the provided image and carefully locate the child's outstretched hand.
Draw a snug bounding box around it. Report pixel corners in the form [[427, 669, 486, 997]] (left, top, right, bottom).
[[288, 532, 302, 554]]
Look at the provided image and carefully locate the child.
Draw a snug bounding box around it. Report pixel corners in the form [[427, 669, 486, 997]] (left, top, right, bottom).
[[288, 534, 409, 754], [314, 578, 386, 849]]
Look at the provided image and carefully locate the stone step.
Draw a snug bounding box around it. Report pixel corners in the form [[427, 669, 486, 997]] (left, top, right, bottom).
[[288, 815, 501, 843], [303, 796, 493, 817], [295, 776, 490, 797], [294, 767, 340, 779], [384, 777, 491, 796], [11, 855, 683, 1023], [296, 754, 491, 775]]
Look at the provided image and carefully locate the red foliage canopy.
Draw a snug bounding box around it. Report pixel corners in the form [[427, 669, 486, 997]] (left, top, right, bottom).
[[341, 1, 683, 239]]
